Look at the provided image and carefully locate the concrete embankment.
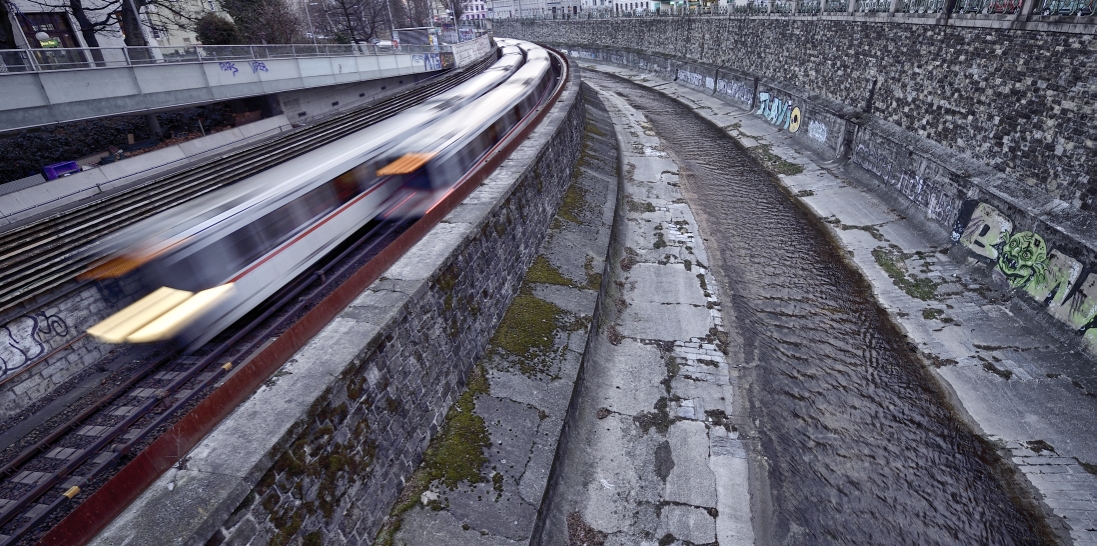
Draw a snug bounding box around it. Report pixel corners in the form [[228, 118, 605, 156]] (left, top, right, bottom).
[[576, 60, 1097, 545], [496, 19, 1097, 360], [385, 82, 617, 546], [90, 61, 584, 545]]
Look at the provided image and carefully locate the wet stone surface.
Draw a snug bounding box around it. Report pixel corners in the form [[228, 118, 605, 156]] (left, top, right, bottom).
[[573, 68, 1057, 545], [540, 80, 753, 546], [390, 86, 617, 545]]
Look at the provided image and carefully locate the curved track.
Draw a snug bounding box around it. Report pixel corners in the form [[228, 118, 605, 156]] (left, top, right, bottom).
[[0, 53, 497, 321], [0, 47, 570, 546]]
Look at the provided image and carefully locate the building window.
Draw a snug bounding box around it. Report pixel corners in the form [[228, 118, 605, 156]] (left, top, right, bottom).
[[18, 12, 81, 48]]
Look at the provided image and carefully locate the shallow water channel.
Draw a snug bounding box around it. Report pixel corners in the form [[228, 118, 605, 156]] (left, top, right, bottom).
[[586, 72, 1048, 545]]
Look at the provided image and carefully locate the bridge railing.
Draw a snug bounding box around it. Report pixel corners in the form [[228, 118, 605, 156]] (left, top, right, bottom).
[[0, 43, 449, 75], [510, 0, 1091, 18]]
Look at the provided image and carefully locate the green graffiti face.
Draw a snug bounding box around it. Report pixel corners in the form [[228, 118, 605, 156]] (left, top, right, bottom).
[[997, 231, 1049, 289]]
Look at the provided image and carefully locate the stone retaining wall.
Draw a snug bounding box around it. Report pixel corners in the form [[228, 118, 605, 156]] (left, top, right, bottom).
[[497, 20, 1097, 350], [92, 59, 585, 546], [498, 17, 1096, 211]]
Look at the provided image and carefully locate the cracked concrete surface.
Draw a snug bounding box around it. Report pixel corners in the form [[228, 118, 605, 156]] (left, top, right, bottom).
[[392, 86, 617, 545], [540, 80, 754, 546], [577, 59, 1097, 545]]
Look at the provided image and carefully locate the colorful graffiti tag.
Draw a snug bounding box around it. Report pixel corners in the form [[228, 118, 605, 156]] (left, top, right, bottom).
[[953, 201, 1096, 345], [755, 92, 801, 133]]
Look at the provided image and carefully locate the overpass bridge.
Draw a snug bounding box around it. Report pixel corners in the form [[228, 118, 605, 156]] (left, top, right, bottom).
[[0, 43, 454, 133]]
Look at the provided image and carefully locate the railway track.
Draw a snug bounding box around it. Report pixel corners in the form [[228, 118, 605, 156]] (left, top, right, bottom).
[[0, 52, 497, 321], [0, 206, 417, 545], [0, 46, 569, 545]]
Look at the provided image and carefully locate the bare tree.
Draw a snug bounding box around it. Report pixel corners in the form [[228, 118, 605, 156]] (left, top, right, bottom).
[[25, 0, 201, 48], [221, 0, 302, 43], [404, 0, 430, 26], [320, 0, 390, 42], [1, 1, 21, 49]]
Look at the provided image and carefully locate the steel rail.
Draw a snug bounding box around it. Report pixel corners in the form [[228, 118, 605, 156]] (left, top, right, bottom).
[[0, 53, 498, 321], [0, 200, 419, 545], [38, 49, 572, 546]]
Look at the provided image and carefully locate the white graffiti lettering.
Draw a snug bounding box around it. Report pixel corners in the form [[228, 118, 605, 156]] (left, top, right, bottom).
[[0, 312, 71, 379], [808, 120, 828, 143], [715, 78, 752, 106], [677, 69, 705, 88]]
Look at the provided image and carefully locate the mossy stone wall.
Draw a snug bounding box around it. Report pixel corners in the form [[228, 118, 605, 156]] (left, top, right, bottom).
[[203, 70, 585, 546]]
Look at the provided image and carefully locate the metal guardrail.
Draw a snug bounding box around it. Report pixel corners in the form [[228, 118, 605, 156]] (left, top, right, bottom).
[[0, 43, 451, 75], [510, 0, 1091, 17]]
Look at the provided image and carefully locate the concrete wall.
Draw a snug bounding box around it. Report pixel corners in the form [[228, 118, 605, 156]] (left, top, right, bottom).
[[0, 277, 143, 419], [494, 20, 1097, 352], [91, 64, 584, 545], [0, 51, 448, 132], [497, 17, 1097, 211], [275, 74, 429, 124], [0, 115, 292, 227]]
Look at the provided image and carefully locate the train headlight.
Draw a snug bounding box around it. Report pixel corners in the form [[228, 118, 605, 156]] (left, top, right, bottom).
[[87, 284, 236, 343]]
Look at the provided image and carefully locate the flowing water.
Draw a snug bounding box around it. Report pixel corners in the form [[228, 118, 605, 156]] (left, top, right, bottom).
[[587, 72, 1047, 545]]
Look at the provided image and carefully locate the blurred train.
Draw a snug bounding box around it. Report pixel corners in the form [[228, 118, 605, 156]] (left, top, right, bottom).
[[84, 40, 560, 349]]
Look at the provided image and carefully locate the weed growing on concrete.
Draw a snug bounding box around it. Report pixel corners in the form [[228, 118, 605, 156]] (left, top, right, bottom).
[[566, 512, 608, 546], [1026, 439, 1056, 454], [584, 256, 603, 290], [825, 217, 886, 241], [748, 144, 804, 175], [558, 182, 588, 224], [796, 189, 815, 197], [872, 247, 939, 301], [654, 231, 667, 249], [922, 308, 944, 320], [627, 196, 657, 213], [981, 360, 1013, 380], [490, 292, 564, 375], [620, 247, 639, 272], [526, 255, 574, 287]]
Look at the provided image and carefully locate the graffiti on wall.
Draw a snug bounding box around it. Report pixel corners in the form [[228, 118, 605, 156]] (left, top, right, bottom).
[[853, 143, 961, 223], [808, 120, 828, 143], [0, 312, 72, 380], [755, 92, 801, 133], [716, 78, 752, 107], [676, 69, 708, 90], [953, 201, 1097, 345], [563, 50, 598, 60]]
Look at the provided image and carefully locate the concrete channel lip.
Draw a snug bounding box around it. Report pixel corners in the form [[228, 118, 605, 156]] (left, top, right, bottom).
[[41, 53, 574, 546], [576, 59, 1097, 544]]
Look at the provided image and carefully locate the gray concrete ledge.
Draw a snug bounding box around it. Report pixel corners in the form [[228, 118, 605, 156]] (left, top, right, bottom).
[[576, 60, 1097, 546], [91, 60, 584, 546], [0, 115, 291, 229]]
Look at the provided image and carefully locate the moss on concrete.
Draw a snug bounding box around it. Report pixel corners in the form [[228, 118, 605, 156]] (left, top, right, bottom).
[[872, 246, 939, 301], [558, 182, 588, 224], [527, 255, 575, 287], [748, 144, 804, 175], [490, 292, 564, 359], [374, 365, 492, 546]]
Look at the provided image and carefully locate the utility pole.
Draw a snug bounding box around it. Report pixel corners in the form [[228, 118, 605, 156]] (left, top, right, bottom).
[[305, 0, 318, 44]]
